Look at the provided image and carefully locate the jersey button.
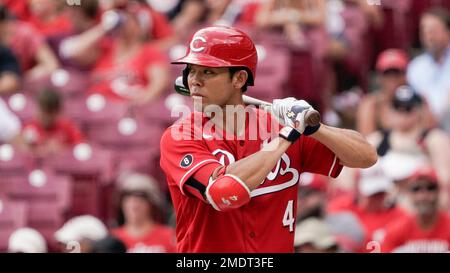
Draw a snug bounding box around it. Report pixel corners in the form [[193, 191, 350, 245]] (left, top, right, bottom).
[[239, 140, 245, 146], [249, 232, 255, 238]]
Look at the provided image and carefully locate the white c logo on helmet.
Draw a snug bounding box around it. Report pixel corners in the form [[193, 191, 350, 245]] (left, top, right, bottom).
[[190, 36, 207, 52]]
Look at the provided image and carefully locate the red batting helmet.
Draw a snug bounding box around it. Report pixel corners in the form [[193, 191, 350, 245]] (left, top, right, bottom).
[[172, 26, 258, 86]]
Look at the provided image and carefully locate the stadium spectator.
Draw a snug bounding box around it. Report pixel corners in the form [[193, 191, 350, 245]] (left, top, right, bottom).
[[381, 167, 450, 253], [27, 0, 72, 37], [407, 7, 450, 122], [357, 49, 436, 136], [367, 85, 450, 208], [99, 0, 177, 50], [18, 89, 85, 156], [327, 163, 408, 252], [255, 0, 326, 48], [49, 0, 101, 70], [2, 0, 31, 21], [297, 173, 328, 222], [0, 4, 58, 81], [168, 0, 207, 35], [0, 44, 21, 94], [111, 173, 176, 253], [357, 49, 410, 136], [55, 215, 108, 253], [89, 235, 127, 253], [61, 5, 169, 105], [294, 218, 339, 253], [0, 96, 21, 143], [8, 228, 47, 253]]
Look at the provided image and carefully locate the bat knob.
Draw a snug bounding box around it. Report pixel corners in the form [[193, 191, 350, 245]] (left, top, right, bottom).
[[305, 109, 321, 126]]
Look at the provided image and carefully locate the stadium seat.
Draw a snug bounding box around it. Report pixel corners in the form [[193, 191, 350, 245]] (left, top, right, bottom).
[[0, 145, 34, 180], [45, 145, 114, 218], [2, 93, 37, 123], [0, 197, 28, 252], [62, 94, 128, 134]]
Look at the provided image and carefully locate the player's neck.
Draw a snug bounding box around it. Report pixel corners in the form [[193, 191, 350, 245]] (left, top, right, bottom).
[[207, 95, 246, 137]]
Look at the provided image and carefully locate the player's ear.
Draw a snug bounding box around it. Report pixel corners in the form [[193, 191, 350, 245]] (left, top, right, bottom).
[[232, 70, 248, 90]]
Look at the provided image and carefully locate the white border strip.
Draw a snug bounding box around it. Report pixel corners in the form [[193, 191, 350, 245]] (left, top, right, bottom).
[[328, 156, 337, 177]]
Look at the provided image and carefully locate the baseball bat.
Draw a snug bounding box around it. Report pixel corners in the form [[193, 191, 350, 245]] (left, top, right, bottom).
[[174, 76, 321, 126]]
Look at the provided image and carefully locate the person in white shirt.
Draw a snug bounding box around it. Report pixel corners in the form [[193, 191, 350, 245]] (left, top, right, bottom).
[[0, 97, 21, 142], [407, 7, 450, 122]]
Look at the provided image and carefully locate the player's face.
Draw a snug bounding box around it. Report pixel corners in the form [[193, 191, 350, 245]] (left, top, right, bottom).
[[187, 65, 237, 110]]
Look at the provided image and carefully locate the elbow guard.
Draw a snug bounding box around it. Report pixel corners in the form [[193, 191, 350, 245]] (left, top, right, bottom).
[[205, 174, 251, 212]]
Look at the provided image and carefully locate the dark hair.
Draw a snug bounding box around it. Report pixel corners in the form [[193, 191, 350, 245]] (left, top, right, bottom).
[[0, 4, 11, 22], [90, 235, 127, 253], [115, 191, 165, 227], [37, 89, 62, 114], [79, 0, 99, 19], [229, 67, 252, 92], [423, 7, 450, 29]]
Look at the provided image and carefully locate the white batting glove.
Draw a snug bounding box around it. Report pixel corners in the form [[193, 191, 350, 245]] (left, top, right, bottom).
[[271, 98, 316, 134]]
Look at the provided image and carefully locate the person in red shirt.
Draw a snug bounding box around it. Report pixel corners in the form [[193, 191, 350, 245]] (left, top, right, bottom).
[[60, 3, 169, 105], [160, 26, 378, 253], [100, 0, 176, 50], [381, 167, 450, 253], [19, 89, 84, 156], [0, 5, 58, 80], [27, 0, 72, 37], [327, 164, 408, 252], [111, 172, 177, 253]]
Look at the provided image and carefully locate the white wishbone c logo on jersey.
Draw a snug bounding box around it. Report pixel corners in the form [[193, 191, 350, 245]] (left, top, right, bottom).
[[190, 36, 207, 52], [212, 148, 298, 197]]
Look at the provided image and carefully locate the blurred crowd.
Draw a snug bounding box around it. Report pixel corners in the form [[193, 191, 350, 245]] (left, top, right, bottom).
[[0, 0, 449, 253]]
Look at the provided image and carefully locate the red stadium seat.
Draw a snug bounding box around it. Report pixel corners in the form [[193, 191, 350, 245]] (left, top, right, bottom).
[[2, 93, 37, 123], [0, 197, 28, 251], [45, 145, 115, 218], [0, 145, 35, 180], [62, 94, 128, 134]]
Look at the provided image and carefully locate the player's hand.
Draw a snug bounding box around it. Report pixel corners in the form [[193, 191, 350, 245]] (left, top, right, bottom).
[[271, 97, 320, 135]]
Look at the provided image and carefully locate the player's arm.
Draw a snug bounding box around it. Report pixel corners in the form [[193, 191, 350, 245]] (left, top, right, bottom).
[[271, 98, 377, 169], [186, 128, 300, 211], [220, 137, 292, 191], [309, 125, 378, 168]]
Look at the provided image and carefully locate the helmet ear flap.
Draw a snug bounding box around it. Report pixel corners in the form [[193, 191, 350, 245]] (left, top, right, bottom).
[[182, 67, 190, 91]]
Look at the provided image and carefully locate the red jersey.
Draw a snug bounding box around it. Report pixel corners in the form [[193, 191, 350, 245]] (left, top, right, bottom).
[[327, 195, 408, 252], [381, 211, 450, 253], [22, 119, 84, 146], [89, 42, 167, 101], [8, 22, 44, 72], [28, 12, 73, 37], [160, 109, 343, 253], [112, 225, 177, 253]]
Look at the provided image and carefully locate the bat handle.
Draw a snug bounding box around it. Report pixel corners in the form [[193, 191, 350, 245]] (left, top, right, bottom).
[[305, 109, 321, 127]]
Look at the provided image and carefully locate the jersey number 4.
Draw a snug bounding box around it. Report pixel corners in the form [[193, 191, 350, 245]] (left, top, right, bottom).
[[282, 200, 295, 232]]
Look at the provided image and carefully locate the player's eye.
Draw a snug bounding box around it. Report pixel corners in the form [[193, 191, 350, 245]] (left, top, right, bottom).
[[204, 69, 214, 75]]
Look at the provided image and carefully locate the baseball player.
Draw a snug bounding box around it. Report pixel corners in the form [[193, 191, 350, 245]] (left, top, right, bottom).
[[160, 26, 377, 253]]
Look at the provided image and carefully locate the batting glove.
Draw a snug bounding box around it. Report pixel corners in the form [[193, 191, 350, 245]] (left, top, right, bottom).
[[271, 98, 320, 135]]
